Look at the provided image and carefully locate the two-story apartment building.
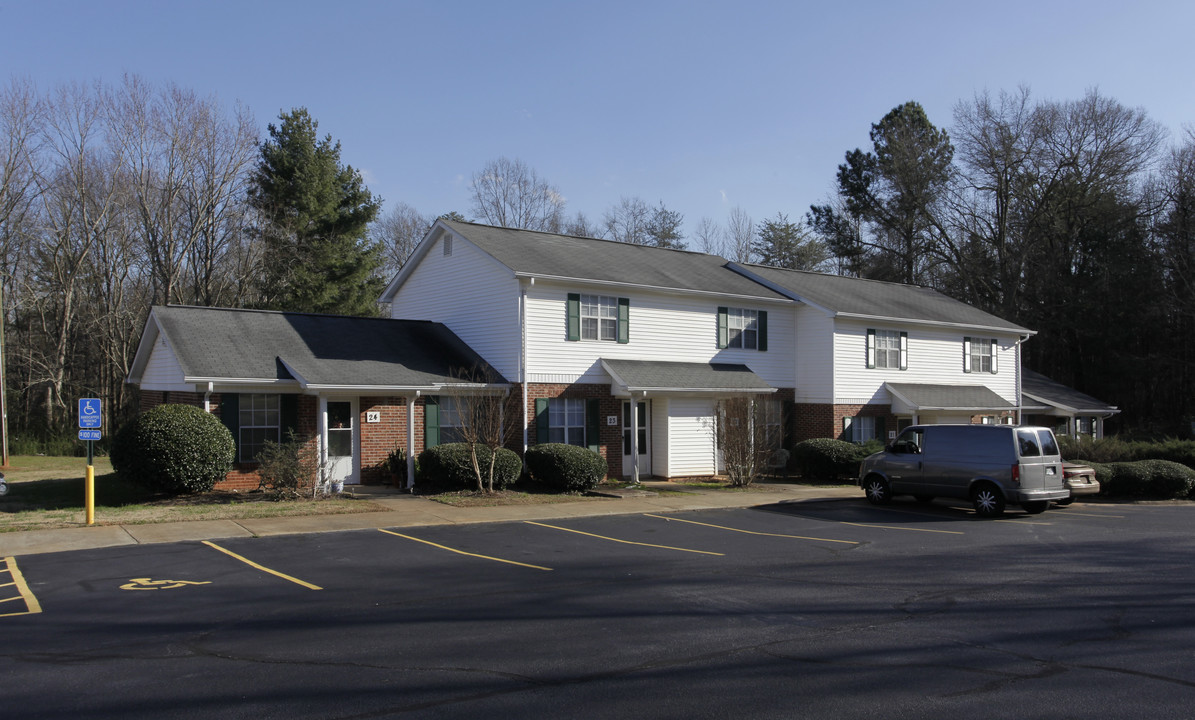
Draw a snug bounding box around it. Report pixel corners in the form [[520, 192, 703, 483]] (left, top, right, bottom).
[[128, 218, 1036, 489]]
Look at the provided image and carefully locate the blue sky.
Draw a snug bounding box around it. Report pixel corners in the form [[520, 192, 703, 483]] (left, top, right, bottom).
[[3, 0, 1192, 239]]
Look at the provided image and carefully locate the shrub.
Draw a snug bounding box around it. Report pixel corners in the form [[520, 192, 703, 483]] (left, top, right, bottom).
[[1061, 436, 1195, 469], [525, 443, 607, 492], [111, 404, 234, 494], [1097, 459, 1195, 500], [255, 431, 321, 499], [792, 438, 867, 482], [416, 443, 521, 492], [386, 446, 409, 487]]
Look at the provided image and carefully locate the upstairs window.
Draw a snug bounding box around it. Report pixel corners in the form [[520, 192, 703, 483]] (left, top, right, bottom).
[[717, 307, 768, 351], [567, 293, 629, 343], [866, 329, 907, 370], [964, 337, 999, 374]]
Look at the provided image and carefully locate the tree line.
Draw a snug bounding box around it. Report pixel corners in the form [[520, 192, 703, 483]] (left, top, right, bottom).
[[1, 75, 1190, 443]]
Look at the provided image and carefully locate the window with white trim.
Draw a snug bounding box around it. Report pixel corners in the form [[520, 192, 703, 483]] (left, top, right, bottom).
[[581, 294, 618, 341], [439, 396, 466, 443], [549, 398, 587, 446], [238, 394, 279, 462], [964, 337, 998, 374], [868, 329, 906, 369], [727, 308, 759, 349], [844, 414, 885, 443]]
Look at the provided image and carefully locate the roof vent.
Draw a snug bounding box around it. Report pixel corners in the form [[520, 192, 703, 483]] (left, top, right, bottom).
[[443, 236, 453, 257]]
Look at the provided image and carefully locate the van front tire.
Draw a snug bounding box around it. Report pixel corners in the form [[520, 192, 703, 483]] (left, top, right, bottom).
[[972, 483, 1005, 517], [863, 476, 892, 505]]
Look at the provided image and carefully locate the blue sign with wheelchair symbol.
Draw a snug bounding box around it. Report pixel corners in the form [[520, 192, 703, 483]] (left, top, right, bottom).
[[79, 398, 102, 429]]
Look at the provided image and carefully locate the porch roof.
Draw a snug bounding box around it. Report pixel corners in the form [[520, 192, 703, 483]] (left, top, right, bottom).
[[1021, 369, 1120, 415], [601, 359, 776, 396], [886, 383, 1014, 413], [133, 305, 508, 392]]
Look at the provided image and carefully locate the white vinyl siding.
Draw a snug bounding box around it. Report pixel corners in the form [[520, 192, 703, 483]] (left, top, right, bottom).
[[794, 305, 835, 403], [141, 335, 193, 391], [661, 398, 718, 477], [525, 281, 794, 387], [388, 231, 521, 379], [833, 319, 1019, 406]]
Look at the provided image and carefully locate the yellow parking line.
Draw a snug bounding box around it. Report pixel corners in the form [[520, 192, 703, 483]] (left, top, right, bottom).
[[0, 557, 42, 617], [1058, 509, 1125, 518], [526, 521, 725, 555], [379, 529, 552, 571], [841, 521, 964, 535], [643, 514, 860, 545], [202, 541, 323, 590]]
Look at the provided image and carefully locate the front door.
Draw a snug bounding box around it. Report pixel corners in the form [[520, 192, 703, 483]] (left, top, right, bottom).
[[622, 401, 650, 478], [326, 400, 358, 485]]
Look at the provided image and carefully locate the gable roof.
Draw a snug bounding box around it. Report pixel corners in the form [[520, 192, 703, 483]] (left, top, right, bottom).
[[128, 305, 507, 391], [731, 263, 1032, 334], [1021, 369, 1119, 414], [382, 219, 790, 302]]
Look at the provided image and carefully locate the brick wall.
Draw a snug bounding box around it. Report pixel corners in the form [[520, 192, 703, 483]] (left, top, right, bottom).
[[523, 382, 621, 480], [358, 396, 423, 485]]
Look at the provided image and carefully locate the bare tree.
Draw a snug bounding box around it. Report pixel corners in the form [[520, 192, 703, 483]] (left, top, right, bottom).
[[451, 366, 514, 493], [726, 206, 754, 262], [469, 156, 565, 231], [716, 396, 778, 488], [694, 216, 725, 255], [561, 210, 601, 238], [602, 195, 651, 244], [372, 201, 431, 277]]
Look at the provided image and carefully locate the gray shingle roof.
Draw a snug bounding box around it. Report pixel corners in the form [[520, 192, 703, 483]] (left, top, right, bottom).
[[151, 305, 506, 388], [735, 263, 1030, 333], [442, 220, 790, 300], [601, 359, 775, 394], [886, 383, 1015, 410], [1021, 370, 1118, 413]]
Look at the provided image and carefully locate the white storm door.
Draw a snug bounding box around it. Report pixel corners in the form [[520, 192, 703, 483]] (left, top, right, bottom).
[[325, 399, 359, 485], [622, 401, 650, 478]]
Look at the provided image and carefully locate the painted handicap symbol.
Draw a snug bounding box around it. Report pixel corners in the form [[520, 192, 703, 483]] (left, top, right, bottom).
[[120, 577, 212, 591]]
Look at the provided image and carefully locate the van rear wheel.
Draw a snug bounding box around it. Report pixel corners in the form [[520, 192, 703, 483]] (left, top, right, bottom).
[[971, 484, 1005, 517], [863, 476, 892, 505]]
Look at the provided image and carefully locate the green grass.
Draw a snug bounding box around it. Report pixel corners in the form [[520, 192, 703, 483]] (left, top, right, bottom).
[[0, 455, 384, 532]]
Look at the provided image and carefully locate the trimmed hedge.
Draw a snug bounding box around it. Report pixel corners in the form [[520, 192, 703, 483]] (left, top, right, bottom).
[[110, 404, 235, 494], [1091, 459, 1195, 500], [1060, 436, 1195, 468], [416, 443, 521, 491], [525, 443, 607, 492], [793, 438, 867, 482]]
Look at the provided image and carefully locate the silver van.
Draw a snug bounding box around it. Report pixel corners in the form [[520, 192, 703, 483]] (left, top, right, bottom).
[[858, 424, 1068, 517]]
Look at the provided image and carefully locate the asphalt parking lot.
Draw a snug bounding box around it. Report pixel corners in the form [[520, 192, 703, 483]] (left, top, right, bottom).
[[4, 498, 1195, 719]]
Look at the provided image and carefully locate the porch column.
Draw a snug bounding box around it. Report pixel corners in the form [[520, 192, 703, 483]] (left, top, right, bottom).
[[631, 392, 643, 484], [317, 396, 328, 486], [406, 394, 417, 489]]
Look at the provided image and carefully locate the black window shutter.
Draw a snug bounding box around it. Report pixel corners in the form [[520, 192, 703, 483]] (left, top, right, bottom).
[[567, 294, 580, 341], [717, 307, 729, 349], [758, 311, 768, 352], [220, 393, 240, 460], [280, 394, 298, 441], [535, 398, 550, 444], [424, 396, 440, 448], [617, 297, 630, 344]]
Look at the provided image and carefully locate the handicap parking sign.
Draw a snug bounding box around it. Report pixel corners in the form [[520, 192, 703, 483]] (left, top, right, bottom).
[[79, 398, 102, 429]]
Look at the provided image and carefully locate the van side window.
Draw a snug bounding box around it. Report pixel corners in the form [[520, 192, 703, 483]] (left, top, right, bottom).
[[892, 428, 923, 454], [1037, 429, 1059, 456], [1016, 429, 1041, 457]]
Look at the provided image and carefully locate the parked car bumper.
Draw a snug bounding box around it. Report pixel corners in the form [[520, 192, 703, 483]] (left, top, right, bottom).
[[1063, 464, 1101, 497], [1010, 487, 1070, 503]]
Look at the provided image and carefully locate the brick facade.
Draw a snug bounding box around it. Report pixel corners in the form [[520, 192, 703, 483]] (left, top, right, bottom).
[[523, 382, 622, 479]]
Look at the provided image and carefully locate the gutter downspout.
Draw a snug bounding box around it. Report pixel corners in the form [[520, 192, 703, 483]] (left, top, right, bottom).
[[521, 279, 530, 456], [204, 381, 213, 413]]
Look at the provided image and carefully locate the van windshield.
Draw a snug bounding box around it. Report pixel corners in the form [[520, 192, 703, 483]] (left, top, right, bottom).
[[1037, 429, 1059, 456], [1016, 429, 1041, 457]]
